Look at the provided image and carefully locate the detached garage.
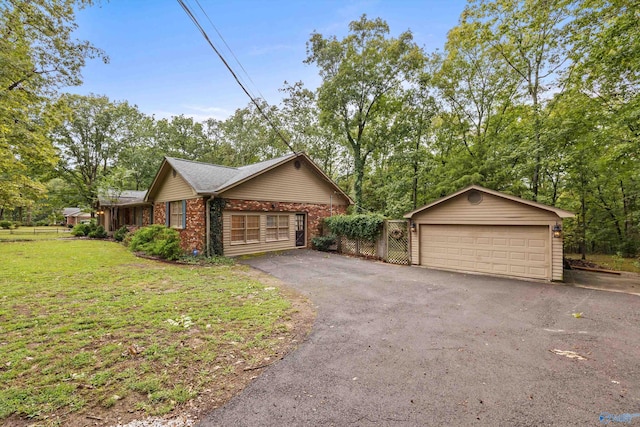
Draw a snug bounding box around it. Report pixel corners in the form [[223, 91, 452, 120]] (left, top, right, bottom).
[[404, 185, 574, 281]]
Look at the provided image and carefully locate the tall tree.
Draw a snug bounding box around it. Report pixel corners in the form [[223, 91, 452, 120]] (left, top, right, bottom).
[[305, 15, 424, 209], [53, 94, 144, 209], [0, 0, 105, 214], [465, 0, 575, 200]]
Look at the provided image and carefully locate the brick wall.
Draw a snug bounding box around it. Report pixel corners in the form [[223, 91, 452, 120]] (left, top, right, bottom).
[[142, 207, 152, 226], [225, 199, 348, 247], [153, 199, 206, 254]]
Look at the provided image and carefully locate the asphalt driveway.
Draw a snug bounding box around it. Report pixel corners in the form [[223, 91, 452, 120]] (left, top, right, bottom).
[[199, 250, 640, 426]]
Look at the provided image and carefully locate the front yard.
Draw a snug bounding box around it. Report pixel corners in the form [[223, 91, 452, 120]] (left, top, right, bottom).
[[0, 240, 314, 426]]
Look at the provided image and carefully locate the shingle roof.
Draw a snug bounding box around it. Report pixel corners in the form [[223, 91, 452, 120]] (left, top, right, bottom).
[[165, 153, 298, 194], [63, 207, 82, 217], [99, 190, 149, 206]]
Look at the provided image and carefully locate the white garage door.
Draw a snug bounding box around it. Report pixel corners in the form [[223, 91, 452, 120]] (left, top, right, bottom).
[[419, 225, 550, 280]]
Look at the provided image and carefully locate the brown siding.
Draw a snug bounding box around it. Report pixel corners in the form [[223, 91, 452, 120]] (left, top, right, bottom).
[[155, 169, 196, 202], [221, 199, 347, 257], [220, 159, 349, 205], [412, 192, 559, 224]]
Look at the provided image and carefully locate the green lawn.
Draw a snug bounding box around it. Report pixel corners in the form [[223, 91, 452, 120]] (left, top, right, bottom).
[[565, 253, 640, 273], [0, 240, 308, 424], [0, 226, 72, 241]]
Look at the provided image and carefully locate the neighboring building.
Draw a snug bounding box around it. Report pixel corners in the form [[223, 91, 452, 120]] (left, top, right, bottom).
[[97, 190, 152, 233], [144, 152, 352, 256], [404, 185, 574, 281], [62, 208, 92, 226]]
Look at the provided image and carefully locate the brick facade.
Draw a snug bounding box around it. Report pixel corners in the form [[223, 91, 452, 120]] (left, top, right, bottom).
[[153, 198, 207, 254], [152, 197, 347, 256], [225, 199, 348, 247]]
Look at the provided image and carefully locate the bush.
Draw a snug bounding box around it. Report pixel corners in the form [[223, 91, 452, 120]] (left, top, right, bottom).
[[71, 223, 91, 236], [0, 220, 11, 229], [88, 225, 107, 239], [129, 225, 183, 260], [312, 235, 336, 252], [35, 220, 48, 226], [114, 225, 130, 242], [71, 221, 107, 239], [324, 214, 385, 241]]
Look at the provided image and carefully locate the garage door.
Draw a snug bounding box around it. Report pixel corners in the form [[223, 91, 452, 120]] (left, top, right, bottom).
[[419, 225, 550, 279]]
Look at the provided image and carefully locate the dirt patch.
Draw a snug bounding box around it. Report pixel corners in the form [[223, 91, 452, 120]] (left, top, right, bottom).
[[4, 268, 316, 427]]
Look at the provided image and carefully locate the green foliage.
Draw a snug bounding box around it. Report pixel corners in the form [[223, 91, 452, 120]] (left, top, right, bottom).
[[87, 225, 107, 239], [0, 220, 11, 229], [311, 235, 336, 252], [208, 198, 225, 256], [324, 214, 385, 241], [114, 225, 130, 242], [71, 221, 106, 239], [129, 225, 183, 260]]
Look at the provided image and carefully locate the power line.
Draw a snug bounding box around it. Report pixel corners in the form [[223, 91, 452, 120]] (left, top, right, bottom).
[[176, 0, 296, 155]]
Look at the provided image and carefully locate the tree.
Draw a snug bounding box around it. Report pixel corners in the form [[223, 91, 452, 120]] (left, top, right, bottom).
[[0, 0, 106, 214], [53, 94, 144, 209], [464, 0, 575, 200], [305, 15, 425, 209]]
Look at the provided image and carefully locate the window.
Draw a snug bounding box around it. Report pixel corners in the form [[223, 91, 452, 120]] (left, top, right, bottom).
[[169, 200, 185, 229], [266, 215, 290, 241], [231, 215, 260, 244]]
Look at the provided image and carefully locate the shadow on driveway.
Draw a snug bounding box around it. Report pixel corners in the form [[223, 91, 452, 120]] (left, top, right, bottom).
[[199, 250, 640, 426]]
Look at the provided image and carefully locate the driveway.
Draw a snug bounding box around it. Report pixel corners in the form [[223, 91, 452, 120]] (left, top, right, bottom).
[[199, 250, 640, 426]]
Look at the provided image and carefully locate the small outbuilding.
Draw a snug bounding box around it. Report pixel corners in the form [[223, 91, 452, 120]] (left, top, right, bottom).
[[404, 185, 574, 281]]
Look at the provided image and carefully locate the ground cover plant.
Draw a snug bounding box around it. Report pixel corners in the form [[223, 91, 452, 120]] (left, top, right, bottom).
[[0, 240, 313, 426]]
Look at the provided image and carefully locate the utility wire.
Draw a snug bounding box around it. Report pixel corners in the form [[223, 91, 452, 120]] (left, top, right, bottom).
[[193, 0, 269, 104], [176, 0, 296, 155]]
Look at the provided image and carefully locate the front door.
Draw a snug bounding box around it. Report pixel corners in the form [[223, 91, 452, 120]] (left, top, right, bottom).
[[295, 214, 306, 247]]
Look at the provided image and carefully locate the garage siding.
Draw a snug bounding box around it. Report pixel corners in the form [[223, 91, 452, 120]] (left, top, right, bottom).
[[419, 225, 551, 280]]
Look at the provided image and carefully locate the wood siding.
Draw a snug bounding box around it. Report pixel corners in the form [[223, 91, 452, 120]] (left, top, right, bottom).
[[220, 159, 349, 205], [222, 211, 297, 257], [411, 192, 559, 224], [154, 169, 196, 202], [552, 235, 564, 281]]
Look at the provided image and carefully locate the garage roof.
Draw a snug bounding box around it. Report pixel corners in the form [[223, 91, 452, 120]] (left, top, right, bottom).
[[404, 185, 574, 219]]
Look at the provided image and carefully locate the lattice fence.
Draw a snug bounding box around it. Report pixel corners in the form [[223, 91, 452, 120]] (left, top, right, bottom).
[[340, 236, 376, 257], [385, 220, 409, 265], [334, 220, 409, 264]]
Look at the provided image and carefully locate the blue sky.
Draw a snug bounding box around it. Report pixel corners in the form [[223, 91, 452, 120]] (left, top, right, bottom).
[[69, 0, 468, 121]]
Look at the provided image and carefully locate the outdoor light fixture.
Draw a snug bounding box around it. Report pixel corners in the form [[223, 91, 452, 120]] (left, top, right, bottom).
[[552, 223, 562, 238], [411, 221, 417, 232]]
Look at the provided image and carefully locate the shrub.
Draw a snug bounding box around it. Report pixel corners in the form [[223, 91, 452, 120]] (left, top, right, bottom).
[[71, 223, 91, 236], [114, 225, 130, 242], [0, 220, 11, 229], [129, 225, 182, 260], [88, 225, 107, 239], [312, 235, 336, 252], [324, 214, 385, 241], [35, 220, 48, 226]]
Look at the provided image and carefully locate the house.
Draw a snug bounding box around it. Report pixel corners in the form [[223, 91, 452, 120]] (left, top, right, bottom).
[[404, 185, 574, 281], [97, 190, 152, 233], [62, 207, 91, 226], [144, 152, 352, 256]]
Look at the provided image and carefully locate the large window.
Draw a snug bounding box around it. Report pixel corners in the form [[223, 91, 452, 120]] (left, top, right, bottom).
[[266, 215, 289, 241], [231, 215, 260, 244], [169, 201, 185, 229]]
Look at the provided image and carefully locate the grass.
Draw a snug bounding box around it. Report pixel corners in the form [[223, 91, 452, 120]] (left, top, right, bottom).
[[565, 253, 640, 274], [0, 239, 299, 424], [0, 226, 72, 241]]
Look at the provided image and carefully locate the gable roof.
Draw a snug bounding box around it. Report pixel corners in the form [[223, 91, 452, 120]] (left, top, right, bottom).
[[63, 207, 82, 217], [404, 185, 574, 219], [146, 152, 353, 204]]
